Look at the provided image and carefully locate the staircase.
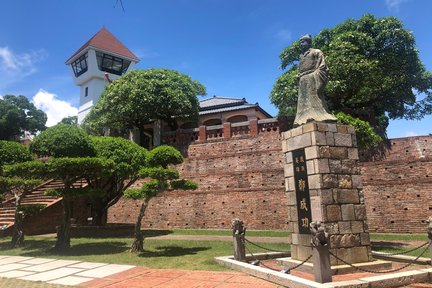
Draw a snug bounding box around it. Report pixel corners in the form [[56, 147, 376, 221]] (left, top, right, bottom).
[[0, 179, 66, 233]]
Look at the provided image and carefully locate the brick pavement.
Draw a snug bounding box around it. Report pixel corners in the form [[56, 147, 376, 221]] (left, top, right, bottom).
[[82, 267, 281, 288]]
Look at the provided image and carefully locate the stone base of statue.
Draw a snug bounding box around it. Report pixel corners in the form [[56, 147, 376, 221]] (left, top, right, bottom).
[[280, 122, 391, 272]]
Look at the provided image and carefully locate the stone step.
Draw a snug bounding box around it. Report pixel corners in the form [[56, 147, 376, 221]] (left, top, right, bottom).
[[24, 195, 58, 200], [0, 207, 15, 211], [0, 210, 15, 217], [20, 200, 56, 205]]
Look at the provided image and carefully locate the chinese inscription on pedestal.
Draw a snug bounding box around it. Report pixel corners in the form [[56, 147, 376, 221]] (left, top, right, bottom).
[[292, 148, 312, 234]]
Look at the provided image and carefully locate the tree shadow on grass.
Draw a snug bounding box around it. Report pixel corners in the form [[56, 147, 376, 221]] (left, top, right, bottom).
[[139, 245, 210, 257], [142, 230, 173, 237], [61, 242, 130, 256], [1, 239, 129, 257], [371, 240, 410, 250]]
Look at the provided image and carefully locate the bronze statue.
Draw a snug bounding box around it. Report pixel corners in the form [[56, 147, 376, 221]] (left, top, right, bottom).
[[294, 34, 337, 127]]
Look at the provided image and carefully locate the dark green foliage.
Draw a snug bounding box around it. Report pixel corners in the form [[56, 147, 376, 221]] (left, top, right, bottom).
[[124, 180, 160, 200], [83, 68, 206, 135], [147, 145, 183, 168], [171, 179, 198, 190], [58, 116, 78, 126], [30, 124, 95, 157], [0, 95, 47, 140], [0, 141, 32, 168], [45, 187, 105, 198], [0, 177, 42, 195], [91, 136, 147, 178], [2, 161, 48, 179], [271, 14, 432, 134], [139, 167, 179, 180], [17, 204, 46, 219], [46, 157, 115, 181], [336, 112, 382, 149]]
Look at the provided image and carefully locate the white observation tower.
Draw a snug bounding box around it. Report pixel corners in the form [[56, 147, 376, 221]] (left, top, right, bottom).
[[66, 27, 139, 124]]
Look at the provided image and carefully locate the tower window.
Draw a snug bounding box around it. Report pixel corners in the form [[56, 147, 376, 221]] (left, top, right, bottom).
[[85, 87, 88, 97], [71, 53, 88, 77], [96, 52, 131, 76]]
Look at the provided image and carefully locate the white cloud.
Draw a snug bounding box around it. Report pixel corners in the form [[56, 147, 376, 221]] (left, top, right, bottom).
[[0, 47, 47, 90], [32, 89, 78, 127], [404, 131, 418, 137], [276, 29, 292, 42], [385, 0, 408, 11]]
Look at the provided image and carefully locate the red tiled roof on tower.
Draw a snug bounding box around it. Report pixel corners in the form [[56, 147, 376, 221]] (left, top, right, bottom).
[[66, 27, 139, 64]]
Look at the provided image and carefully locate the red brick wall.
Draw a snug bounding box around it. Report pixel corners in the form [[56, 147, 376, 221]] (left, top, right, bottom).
[[108, 131, 289, 230], [107, 134, 432, 233], [361, 136, 432, 233]]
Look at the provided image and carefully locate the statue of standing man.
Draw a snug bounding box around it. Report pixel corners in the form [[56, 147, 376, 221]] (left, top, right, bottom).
[[294, 34, 337, 127]]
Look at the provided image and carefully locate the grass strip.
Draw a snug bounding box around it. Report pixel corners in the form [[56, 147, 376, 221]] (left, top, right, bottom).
[[0, 236, 289, 271]]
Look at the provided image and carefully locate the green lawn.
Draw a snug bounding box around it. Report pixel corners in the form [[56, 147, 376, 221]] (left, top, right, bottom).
[[0, 235, 289, 271], [0, 230, 428, 271], [142, 228, 289, 237]]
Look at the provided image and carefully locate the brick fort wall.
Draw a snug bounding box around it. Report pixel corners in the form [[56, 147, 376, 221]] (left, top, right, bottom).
[[108, 129, 289, 230], [108, 125, 432, 233]]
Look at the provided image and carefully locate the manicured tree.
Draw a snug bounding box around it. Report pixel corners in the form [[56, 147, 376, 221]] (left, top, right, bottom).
[[0, 162, 45, 247], [44, 157, 115, 251], [30, 124, 95, 158], [89, 136, 148, 225], [124, 145, 197, 253], [0, 140, 32, 168], [271, 14, 432, 138], [29, 124, 104, 251], [0, 141, 36, 247], [83, 69, 206, 144]]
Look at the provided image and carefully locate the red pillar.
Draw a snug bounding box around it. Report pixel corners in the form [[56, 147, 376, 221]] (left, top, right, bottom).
[[223, 122, 231, 139], [250, 119, 258, 136], [198, 126, 207, 143]]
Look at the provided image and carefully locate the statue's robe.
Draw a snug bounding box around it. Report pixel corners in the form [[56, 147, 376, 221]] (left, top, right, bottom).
[[294, 48, 337, 126]]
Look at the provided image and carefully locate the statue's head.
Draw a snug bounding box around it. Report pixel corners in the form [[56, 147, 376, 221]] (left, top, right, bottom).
[[299, 34, 312, 52]]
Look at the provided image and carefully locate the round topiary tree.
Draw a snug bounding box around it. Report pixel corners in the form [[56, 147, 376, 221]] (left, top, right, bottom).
[[30, 124, 95, 158], [0, 141, 32, 168]]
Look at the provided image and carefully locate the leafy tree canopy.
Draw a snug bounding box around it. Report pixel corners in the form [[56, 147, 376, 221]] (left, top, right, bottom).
[[0, 141, 32, 168], [91, 136, 148, 178], [147, 145, 183, 168], [271, 14, 432, 133], [58, 116, 78, 126], [0, 95, 47, 140], [30, 124, 95, 158], [83, 68, 206, 135]]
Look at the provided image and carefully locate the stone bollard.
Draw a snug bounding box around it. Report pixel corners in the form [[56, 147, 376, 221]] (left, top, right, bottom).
[[426, 217, 432, 265], [310, 221, 332, 283], [232, 218, 246, 262]]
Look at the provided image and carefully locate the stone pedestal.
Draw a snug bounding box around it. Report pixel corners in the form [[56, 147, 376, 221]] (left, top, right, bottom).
[[281, 122, 373, 265]]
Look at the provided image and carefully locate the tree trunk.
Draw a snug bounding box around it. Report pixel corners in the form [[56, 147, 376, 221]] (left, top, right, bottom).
[[11, 195, 24, 248], [11, 210, 24, 248], [130, 198, 149, 253], [55, 198, 72, 251], [91, 199, 107, 226]]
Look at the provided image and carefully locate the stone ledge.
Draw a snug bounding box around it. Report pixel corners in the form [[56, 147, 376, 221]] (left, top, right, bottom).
[[216, 254, 431, 288]]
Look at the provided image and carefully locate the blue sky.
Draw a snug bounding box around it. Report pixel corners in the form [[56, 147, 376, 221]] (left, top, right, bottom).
[[1, 0, 431, 138]]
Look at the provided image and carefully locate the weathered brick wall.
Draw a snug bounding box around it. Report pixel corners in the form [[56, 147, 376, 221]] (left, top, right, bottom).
[[108, 131, 289, 230], [361, 136, 432, 233], [108, 133, 432, 233], [24, 198, 89, 235]]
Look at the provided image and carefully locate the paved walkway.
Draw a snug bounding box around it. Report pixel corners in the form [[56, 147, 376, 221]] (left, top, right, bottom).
[[0, 255, 280, 287]]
